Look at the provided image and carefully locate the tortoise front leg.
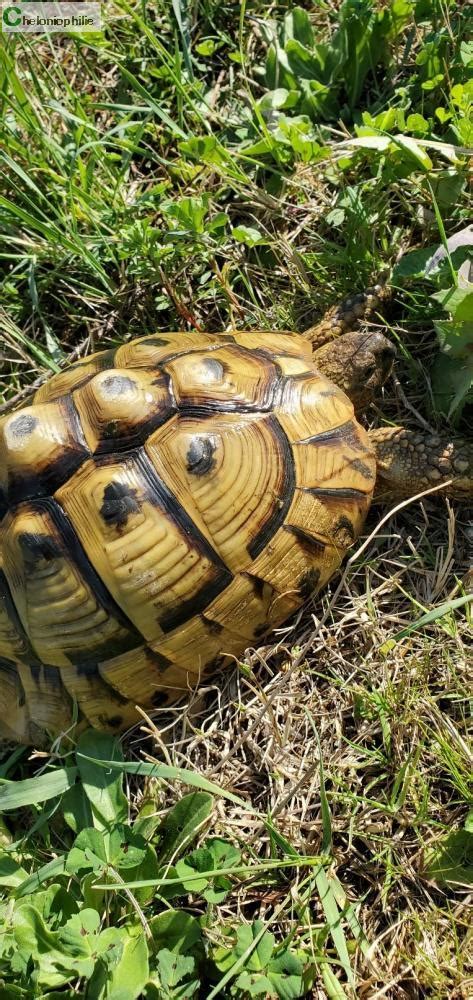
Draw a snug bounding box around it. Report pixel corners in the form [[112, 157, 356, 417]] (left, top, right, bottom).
[[304, 283, 389, 351], [370, 426, 473, 500]]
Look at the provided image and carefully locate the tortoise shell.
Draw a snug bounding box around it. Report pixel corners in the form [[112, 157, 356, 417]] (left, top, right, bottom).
[[0, 331, 376, 743]]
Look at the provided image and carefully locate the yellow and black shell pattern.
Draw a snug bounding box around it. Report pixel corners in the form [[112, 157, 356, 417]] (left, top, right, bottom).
[[0, 330, 376, 743]]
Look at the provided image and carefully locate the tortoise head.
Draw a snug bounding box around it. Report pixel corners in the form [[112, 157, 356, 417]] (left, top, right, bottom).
[[312, 331, 396, 412]]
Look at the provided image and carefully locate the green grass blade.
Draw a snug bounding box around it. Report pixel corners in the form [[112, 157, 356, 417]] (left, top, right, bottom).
[[388, 593, 473, 643], [0, 768, 78, 811], [75, 755, 252, 810]]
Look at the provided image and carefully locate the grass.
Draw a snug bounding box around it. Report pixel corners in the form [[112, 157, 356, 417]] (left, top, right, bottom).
[[0, 1, 472, 997]]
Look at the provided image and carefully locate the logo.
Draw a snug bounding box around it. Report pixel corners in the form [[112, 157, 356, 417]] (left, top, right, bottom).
[[2, 6, 22, 26], [1, 2, 101, 33]]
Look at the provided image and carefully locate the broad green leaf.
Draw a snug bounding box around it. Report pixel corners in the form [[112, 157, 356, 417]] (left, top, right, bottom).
[[265, 951, 304, 1000], [433, 320, 473, 357], [165, 838, 241, 903], [284, 39, 325, 81], [66, 827, 109, 874], [12, 905, 59, 957], [258, 89, 300, 111], [433, 355, 473, 418], [61, 782, 93, 834], [212, 923, 303, 1000], [425, 829, 473, 885], [0, 852, 29, 887], [214, 922, 274, 973], [429, 344, 473, 419], [232, 225, 269, 247], [76, 730, 127, 831], [179, 136, 227, 167], [151, 949, 197, 997], [392, 245, 436, 278], [128, 844, 160, 905], [433, 286, 473, 322], [66, 825, 147, 875], [12, 904, 96, 987], [134, 800, 162, 841], [162, 196, 209, 234], [234, 971, 274, 996], [158, 792, 213, 862], [149, 910, 202, 956], [284, 7, 315, 47], [87, 925, 149, 1000]]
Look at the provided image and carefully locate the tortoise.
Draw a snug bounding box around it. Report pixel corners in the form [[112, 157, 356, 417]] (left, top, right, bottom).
[[0, 288, 471, 745]]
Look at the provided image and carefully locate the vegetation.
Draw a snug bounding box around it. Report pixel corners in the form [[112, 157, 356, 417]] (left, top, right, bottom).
[[0, 1, 472, 997]]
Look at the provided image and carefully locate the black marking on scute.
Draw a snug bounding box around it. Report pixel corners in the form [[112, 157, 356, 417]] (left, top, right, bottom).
[[243, 572, 267, 600], [298, 567, 321, 599], [135, 449, 233, 631], [0, 568, 41, 665], [100, 482, 140, 527], [180, 403, 263, 418], [202, 658, 219, 676], [284, 524, 326, 555], [142, 337, 172, 347], [254, 621, 270, 638], [18, 532, 62, 566], [9, 414, 38, 438], [76, 661, 100, 677], [23, 497, 142, 640], [302, 486, 368, 503], [0, 657, 27, 706], [65, 627, 141, 667], [0, 655, 19, 673], [349, 457, 375, 480], [145, 647, 174, 674], [333, 515, 356, 546], [186, 436, 217, 476], [0, 486, 7, 520], [102, 375, 136, 395], [296, 419, 365, 449], [29, 664, 62, 688], [151, 690, 170, 708], [160, 577, 230, 633], [74, 348, 116, 372], [160, 339, 238, 366], [201, 615, 223, 635], [319, 388, 339, 399], [247, 416, 295, 560], [100, 714, 124, 729]]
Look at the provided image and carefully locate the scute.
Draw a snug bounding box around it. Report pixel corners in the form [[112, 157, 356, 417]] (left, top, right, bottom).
[[145, 411, 294, 571], [0, 329, 376, 744], [0, 399, 90, 506], [73, 367, 175, 452], [162, 344, 280, 411]]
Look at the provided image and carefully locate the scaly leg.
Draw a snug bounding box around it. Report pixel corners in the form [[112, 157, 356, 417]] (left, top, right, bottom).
[[370, 427, 473, 501], [304, 283, 390, 351]]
